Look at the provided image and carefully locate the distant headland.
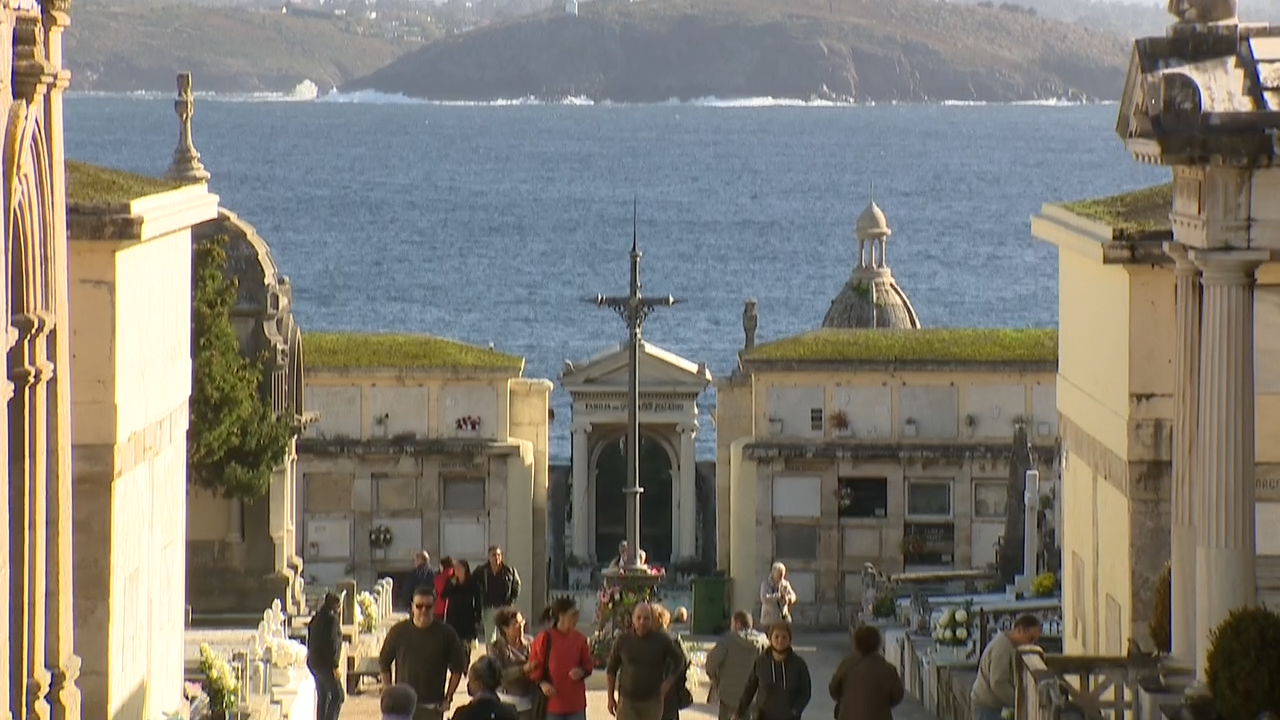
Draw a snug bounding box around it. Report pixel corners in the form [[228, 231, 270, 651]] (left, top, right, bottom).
[[342, 0, 1132, 104]]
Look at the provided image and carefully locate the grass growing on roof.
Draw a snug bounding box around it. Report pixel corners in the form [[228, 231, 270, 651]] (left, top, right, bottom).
[[1060, 184, 1172, 233], [745, 328, 1057, 363], [305, 331, 524, 370], [65, 160, 186, 205]]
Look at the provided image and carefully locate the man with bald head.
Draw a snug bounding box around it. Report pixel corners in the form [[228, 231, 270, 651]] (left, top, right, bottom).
[[606, 603, 684, 720]]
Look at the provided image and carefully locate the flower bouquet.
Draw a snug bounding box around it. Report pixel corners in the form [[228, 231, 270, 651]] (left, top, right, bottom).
[[933, 602, 974, 647], [198, 643, 239, 714], [355, 591, 378, 634]]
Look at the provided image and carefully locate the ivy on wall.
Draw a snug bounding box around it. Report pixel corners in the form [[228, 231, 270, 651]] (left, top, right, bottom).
[[189, 235, 292, 499]]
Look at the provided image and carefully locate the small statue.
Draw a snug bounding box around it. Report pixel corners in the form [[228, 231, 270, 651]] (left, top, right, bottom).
[[742, 299, 758, 350], [1168, 0, 1237, 24]]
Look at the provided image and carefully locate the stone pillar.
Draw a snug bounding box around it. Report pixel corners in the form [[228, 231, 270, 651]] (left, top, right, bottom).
[[39, 9, 83, 718], [571, 421, 591, 560], [227, 498, 244, 544], [1192, 248, 1267, 678], [1166, 242, 1201, 662], [10, 312, 52, 720], [678, 422, 698, 559]]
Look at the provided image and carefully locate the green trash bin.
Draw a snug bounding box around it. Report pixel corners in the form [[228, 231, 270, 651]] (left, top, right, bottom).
[[691, 576, 732, 635]]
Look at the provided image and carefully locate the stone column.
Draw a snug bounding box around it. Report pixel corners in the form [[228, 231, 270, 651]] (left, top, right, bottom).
[[40, 9, 83, 719], [1192, 248, 1267, 678], [0, 324, 11, 720], [678, 422, 698, 559], [571, 421, 591, 560], [227, 498, 244, 544], [1166, 242, 1201, 662]]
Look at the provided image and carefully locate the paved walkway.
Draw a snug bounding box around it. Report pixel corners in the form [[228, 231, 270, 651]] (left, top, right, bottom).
[[338, 632, 938, 720]]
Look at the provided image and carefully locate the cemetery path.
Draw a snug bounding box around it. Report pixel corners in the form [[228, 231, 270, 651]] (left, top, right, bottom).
[[338, 632, 939, 720]]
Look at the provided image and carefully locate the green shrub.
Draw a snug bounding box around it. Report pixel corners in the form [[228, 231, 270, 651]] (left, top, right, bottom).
[[1206, 606, 1280, 720], [1149, 563, 1172, 654], [188, 236, 292, 499], [872, 592, 896, 619], [1031, 572, 1058, 598]]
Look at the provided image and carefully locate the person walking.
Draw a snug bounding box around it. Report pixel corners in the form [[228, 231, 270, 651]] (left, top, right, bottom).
[[450, 657, 520, 720], [735, 621, 812, 720], [528, 597, 594, 720], [651, 605, 692, 720], [487, 606, 538, 720], [829, 625, 905, 720], [705, 611, 769, 720], [478, 546, 521, 642], [404, 550, 436, 609], [306, 592, 345, 720], [378, 586, 470, 720], [759, 563, 797, 627], [606, 603, 685, 720], [443, 559, 484, 654], [971, 615, 1042, 720], [433, 557, 455, 621]]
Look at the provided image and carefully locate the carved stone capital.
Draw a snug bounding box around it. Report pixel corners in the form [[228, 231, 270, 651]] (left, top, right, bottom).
[[1191, 248, 1268, 285], [677, 421, 699, 437], [12, 15, 54, 101], [571, 419, 593, 434]]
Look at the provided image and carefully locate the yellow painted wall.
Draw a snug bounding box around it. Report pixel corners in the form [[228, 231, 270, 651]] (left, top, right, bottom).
[[69, 223, 203, 720], [1056, 249, 1132, 461]]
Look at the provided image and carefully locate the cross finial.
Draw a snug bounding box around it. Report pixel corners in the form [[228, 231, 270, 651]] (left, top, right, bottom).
[[165, 72, 211, 184], [631, 196, 638, 254], [869, 180, 875, 203]]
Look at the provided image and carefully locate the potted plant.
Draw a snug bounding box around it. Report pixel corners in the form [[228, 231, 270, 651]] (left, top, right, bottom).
[[872, 591, 897, 620], [1031, 572, 1058, 598], [830, 410, 852, 436], [1205, 606, 1280, 720]]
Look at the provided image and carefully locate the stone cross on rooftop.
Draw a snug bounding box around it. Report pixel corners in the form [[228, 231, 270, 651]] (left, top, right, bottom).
[[165, 72, 211, 184]]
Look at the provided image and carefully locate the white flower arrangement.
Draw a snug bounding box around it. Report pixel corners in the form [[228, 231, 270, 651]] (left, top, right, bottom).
[[932, 602, 975, 647], [267, 637, 308, 669], [355, 591, 378, 634], [198, 643, 239, 713]]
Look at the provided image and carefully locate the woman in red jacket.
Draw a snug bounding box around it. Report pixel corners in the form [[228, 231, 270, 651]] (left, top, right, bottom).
[[527, 597, 593, 720], [433, 557, 454, 619]]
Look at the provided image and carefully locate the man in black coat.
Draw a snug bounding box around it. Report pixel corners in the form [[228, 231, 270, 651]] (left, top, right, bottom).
[[475, 545, 521, 643], [307, 592, 345, 720]]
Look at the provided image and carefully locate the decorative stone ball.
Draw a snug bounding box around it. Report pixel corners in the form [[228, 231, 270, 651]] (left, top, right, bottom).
[[674, 607, 689, 624]]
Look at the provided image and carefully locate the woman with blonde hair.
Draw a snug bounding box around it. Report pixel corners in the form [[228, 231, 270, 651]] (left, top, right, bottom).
[[760, 562, 798, 626], [651, 605, 693, 720]]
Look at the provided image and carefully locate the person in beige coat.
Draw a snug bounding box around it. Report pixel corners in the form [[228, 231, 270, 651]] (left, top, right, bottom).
[[705, 611, 770, 720], [829, 625, 905, 720]]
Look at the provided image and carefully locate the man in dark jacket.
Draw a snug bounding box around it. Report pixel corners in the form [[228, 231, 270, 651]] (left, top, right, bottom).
[[476, 545, 521, 643], [606, 603, 684, 720], [404, 550, 436, 609], [307, 592, 345, 720]]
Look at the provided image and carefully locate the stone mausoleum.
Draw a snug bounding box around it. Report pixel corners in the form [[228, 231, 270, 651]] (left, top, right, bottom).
[[297, 332, 551, 620], [716, 199, 1060, 627], [560, 342, 713, 565]]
